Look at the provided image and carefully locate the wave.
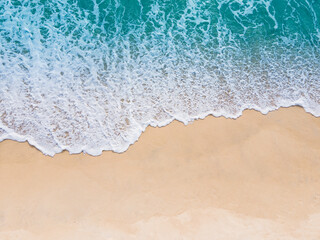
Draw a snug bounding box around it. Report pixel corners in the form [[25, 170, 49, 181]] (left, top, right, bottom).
[[0, 0, 320, 156]]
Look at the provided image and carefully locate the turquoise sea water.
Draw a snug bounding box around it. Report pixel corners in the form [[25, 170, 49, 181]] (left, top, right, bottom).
[[0, 0, 320, 155]]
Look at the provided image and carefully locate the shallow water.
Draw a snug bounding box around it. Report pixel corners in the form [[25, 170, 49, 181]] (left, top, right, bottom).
[[0, 0, 319, 155]]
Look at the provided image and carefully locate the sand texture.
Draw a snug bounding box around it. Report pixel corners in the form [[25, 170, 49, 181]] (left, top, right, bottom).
[[1, 107, 320, 239]]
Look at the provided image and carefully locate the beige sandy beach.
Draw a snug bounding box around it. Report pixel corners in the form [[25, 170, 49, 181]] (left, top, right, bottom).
[[0, 106, 320, 239]]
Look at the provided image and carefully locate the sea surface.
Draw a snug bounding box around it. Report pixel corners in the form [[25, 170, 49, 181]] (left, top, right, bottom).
[[0, 0, 320, 155]]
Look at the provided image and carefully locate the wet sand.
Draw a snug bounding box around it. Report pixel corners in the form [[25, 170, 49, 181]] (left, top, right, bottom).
[[0, 106, 320, 239]]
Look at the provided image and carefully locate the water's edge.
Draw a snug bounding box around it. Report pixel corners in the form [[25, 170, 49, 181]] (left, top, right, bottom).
[[0, 104, 317, 157]]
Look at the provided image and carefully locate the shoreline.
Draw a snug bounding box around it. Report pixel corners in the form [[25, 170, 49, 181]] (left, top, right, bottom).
[[1, 106, 320, 239], [1, 105, 318, 157]]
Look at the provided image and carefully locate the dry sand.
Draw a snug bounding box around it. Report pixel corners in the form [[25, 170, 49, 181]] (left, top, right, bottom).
[[0, 106, 320, 239]]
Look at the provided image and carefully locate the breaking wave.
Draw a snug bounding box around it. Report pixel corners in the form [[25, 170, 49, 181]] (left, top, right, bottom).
[[0, 0, 319, 155]]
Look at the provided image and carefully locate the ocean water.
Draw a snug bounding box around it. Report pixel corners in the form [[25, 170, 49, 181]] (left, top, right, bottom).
[[0, 0, 319, 156]]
